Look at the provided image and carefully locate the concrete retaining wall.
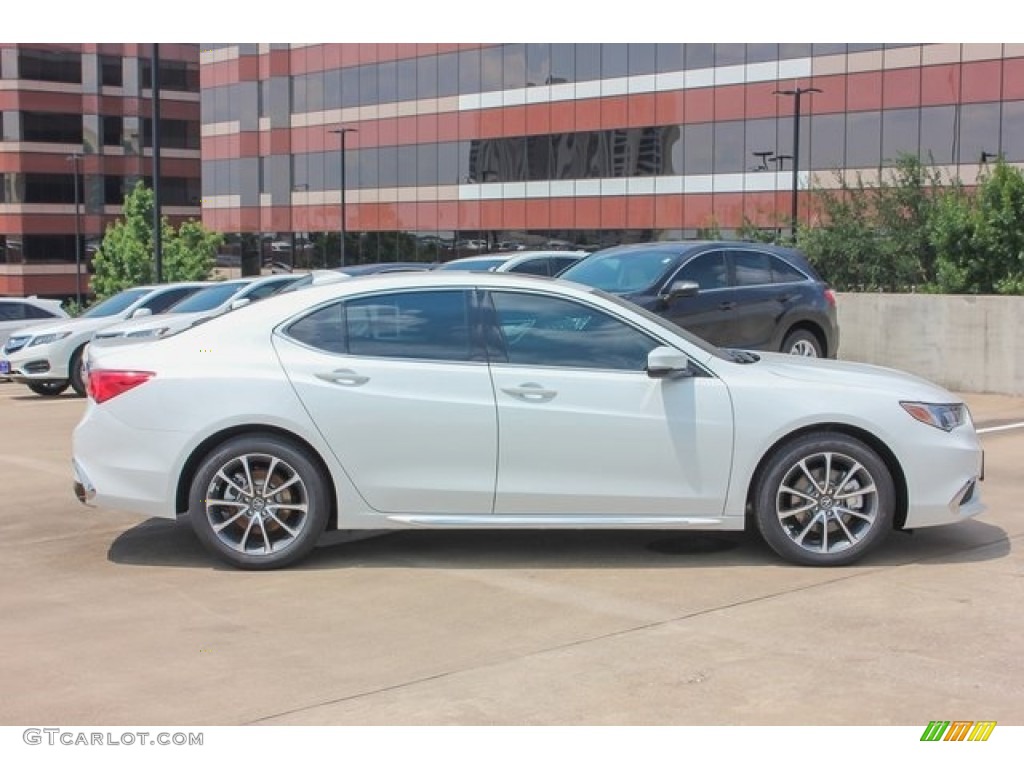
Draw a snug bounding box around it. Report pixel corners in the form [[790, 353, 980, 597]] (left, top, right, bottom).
[[836, 293, 1024, 395]]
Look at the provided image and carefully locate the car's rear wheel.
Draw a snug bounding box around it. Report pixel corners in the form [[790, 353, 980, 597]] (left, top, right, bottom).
[[781, 329, 823, 357], [27, 380, 70, 397], [69, 346, 88, 397], [188, 434, 330, 570], [754, 432, 895, 566]]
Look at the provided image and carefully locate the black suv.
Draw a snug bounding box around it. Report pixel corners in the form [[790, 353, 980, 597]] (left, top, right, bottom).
[[559, 241, 839, 357]]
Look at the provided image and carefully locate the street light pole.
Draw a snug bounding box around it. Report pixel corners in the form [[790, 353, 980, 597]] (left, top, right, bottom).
[[329, 127, 357, 267], [66, 153, 83, 306], [774, 86, 821, 239], [151, 43, 163, 282]]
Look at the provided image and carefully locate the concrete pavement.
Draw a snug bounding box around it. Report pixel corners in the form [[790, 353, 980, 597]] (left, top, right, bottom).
[[0, 383, 1021, 725]]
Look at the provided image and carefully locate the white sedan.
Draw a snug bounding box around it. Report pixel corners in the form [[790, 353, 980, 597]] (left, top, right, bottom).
[[73, 272, 985, 570]]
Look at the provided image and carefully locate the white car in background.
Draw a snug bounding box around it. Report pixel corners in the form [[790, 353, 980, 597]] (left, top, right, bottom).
[[73, 272, 985, 570], [437, 250, 587, 276], [0, 296, 69, 351], [92, 274, 301, 345], [1, 282, 206, 397]]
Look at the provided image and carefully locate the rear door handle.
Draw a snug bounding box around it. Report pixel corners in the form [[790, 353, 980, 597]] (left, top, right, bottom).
[[501, 382, 557, 402], [315, 369, 370, 386], [718, 301, 737, 311]]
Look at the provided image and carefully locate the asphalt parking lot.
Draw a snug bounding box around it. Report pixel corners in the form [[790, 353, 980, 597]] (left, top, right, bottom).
[[1, 382, 1022, 726]]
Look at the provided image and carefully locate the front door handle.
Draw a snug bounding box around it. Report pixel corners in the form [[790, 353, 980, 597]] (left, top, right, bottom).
[[718, 301, 737, 311], [315, 369, 370, 386], [501, 382, 557, 402]]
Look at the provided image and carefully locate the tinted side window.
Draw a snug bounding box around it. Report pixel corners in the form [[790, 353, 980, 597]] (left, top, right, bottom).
[[732, 251, 773, 287], [509, 258, 551, 276], [246, 278, 295, 301], [0, 302, 25, 321], [141, 287, 199, 314], [550, 256, 579, 275], [489, 291, 658, 371], [771, 256, 809, 284], [345, 290, 472, 361], [287, 301, 346, 354], [24, 304, 60, 319], [676, 252, 729, 289]]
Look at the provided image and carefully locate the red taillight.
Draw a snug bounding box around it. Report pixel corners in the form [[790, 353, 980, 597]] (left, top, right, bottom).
[[87, 370, 155, 404], [825, 288, 837, 308]]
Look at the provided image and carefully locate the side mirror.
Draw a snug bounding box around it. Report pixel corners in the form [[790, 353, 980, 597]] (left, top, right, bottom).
[[659, 280, 700, 305], [229, 298, 251, 311], [646, 346, 693, 379], [130, 307, 153, 318]]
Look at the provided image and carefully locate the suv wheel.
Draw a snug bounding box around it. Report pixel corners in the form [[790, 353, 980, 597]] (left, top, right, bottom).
[[782, 329, 823, 357]]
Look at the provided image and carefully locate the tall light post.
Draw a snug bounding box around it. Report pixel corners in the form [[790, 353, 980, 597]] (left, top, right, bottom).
[[151, 43, 163, 282], [774, 86, 821, 239], [329, 127, 357, 267], [66, 153, 83, 306]]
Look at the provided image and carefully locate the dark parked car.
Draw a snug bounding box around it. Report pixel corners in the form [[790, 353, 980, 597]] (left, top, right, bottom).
[[559, 241, 839, 357]]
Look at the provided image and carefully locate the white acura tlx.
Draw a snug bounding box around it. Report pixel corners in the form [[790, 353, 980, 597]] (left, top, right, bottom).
[[72, 271, 985, 570]]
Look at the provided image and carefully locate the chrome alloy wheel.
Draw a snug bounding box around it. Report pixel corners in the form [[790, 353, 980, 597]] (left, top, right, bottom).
[[775, 451, 879, 555], [789, 338, 818, 356], [204, 453, 309, 556]]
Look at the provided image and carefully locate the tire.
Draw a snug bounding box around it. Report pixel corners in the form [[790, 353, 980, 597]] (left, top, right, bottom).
[[27, 380, 70, 397], [69, 346, 88, 397], [753, 432, 895, 566], [188, 434, 330, 570], [781, 328, 823, 357]]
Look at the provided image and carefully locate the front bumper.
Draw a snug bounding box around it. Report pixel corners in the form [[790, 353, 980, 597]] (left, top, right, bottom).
[[901, 427, 985, 529]]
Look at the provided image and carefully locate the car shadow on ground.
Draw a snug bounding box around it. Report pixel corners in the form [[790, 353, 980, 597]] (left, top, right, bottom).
[[106, 516, 1011, 571]]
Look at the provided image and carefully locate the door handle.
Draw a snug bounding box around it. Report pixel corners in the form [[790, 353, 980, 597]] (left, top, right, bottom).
[[315, 369, 370, 386], [776, 293, 796, 303], [718, 301, 737, 311], [501, 382, 557, 402]]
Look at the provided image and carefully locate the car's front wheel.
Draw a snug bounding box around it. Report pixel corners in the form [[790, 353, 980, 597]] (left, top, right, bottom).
[[188, 434, 330, 570], [27, 380, 70, 396], [754, 432, 895, 566]]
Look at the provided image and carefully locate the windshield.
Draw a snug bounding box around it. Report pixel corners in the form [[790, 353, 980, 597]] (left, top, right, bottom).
[[438, 258, 506, 271], [560, 250, 679, 294], [80, 288, 151, 318], [168, 282, 247, 313]]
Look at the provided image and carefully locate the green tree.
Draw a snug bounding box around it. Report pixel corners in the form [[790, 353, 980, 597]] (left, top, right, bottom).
[[163, 219, 220, 282], [798, 155, 952, 291], [91, 180, 221, 299], [931, 160, 1024, 294]]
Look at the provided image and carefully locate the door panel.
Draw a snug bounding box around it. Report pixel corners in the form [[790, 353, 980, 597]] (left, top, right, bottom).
[[274, 290, 498, 514], [485, 289, 734, 517], [490, 367, 734, 516], [662, 250, 738, 347], [729, 250, 787, 350]]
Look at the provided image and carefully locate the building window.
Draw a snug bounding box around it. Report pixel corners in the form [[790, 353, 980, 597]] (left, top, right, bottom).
[[139, 58, 199, 92], [100, 55, 123, 87], [142, 118, 200, 150], [104, 176, 125, 205], [22, 235, 78, 264], [102, 116, 123, 147], [18, 48, 82, 84], [24, 173, 80, 204], [22, 112, 83, 144]]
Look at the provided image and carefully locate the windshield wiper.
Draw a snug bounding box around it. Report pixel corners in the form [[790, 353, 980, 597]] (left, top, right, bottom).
[[726, 348, 760, 364]]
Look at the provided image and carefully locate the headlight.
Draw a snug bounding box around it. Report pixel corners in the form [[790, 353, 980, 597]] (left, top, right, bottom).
[[125, 327, 171, 339], [900, 401, 968, 432], [28, 331, 72, 347]]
